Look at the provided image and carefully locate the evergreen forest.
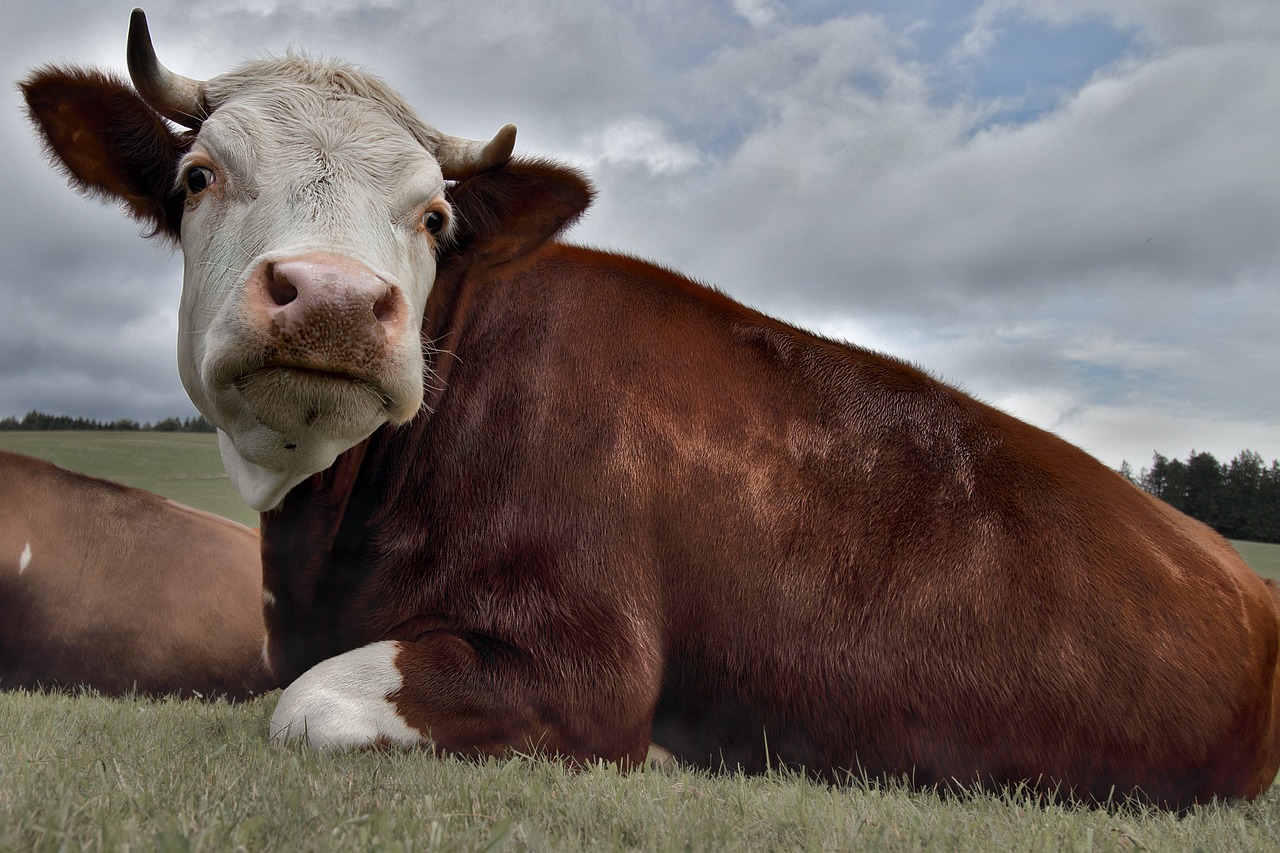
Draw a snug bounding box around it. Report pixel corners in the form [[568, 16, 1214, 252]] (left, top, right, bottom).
[[1123, 450, 1280, 544]]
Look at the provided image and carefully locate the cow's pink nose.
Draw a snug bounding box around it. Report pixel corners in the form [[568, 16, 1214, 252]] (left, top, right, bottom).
[[263, 256, 404, 335], [244, 254, 411, 378]]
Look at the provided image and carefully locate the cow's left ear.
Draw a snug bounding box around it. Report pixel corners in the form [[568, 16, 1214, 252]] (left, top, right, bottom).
[[21, 66, 188, 241], [445, 158, 594, 268]]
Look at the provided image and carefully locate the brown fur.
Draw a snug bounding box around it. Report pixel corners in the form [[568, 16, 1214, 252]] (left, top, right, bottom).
[[0, 452, 274, 699], [254, 161, 1280, 807], [20, 63, 1280, 807], [21, 68, 189, 241]]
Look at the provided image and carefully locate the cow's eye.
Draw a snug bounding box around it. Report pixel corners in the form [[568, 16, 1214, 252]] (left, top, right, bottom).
[[422, 210, 445, 236], [185, 166, 216, 195]]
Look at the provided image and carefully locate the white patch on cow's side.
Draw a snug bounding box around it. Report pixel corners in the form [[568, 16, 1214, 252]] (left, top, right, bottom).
[[18, 542, 32, 574], [262, 588, 277, 609], [269, 640, 427, 752]]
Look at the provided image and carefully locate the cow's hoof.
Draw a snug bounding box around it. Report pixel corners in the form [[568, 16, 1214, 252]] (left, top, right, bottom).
[[268, 640, 428, 752]]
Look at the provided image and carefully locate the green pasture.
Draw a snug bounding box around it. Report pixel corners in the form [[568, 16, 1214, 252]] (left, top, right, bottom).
[[4, 430, 1280, 849], [0, 431, 256, 527], [1233, 539, 1280, 582]]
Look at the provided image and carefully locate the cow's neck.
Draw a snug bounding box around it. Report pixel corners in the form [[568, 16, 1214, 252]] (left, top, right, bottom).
[[259, 440, 372, 682], [257, 252, 484, 684]]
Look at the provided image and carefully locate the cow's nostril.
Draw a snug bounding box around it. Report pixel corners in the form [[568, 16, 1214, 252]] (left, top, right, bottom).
[[372, 289, 400, 326], [267, 264, 299, 307]]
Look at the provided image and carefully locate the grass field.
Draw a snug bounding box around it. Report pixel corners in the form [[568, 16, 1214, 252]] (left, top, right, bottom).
[[1, 691, 1277, 852], [0, 431, 256, 527], [1233, 540, 1280, 582], [4, 431, 1280, 850]]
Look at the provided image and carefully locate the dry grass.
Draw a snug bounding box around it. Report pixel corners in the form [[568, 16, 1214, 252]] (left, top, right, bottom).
[[1, 690, 1278, 852]]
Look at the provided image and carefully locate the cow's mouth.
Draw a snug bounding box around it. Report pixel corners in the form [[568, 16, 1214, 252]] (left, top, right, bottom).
[[233, 365, 395, 435]]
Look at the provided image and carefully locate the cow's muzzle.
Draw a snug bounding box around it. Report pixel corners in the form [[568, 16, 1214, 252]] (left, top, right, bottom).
[[230, 252, 420, 434], [252, 253, 407, 366]]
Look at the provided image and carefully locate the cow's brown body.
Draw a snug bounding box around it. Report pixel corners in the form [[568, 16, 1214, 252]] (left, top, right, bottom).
[[0, 451, 274, 699], [258, 162, 1280, 807]]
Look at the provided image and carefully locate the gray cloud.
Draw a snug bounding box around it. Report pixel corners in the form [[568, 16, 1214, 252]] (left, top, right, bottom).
[[2, 0, 1276, 471]]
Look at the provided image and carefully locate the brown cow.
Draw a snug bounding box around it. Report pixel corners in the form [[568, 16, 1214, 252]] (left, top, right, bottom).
[[256, 163, 1280, 807], [0, 450, 274, 699], [21, 11, 1280, 807]]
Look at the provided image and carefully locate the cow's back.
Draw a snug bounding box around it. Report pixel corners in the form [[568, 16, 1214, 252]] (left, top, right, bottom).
[[0, 451, 272, 698]]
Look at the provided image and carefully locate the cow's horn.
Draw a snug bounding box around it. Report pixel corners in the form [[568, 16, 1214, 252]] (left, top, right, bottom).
[[435, 124, 517, 181], [126, 8, 207, 129]]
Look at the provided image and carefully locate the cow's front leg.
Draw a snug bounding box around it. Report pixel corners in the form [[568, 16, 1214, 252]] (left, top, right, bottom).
[[269, 641, 427, 751], [268, 636, 657, 764]]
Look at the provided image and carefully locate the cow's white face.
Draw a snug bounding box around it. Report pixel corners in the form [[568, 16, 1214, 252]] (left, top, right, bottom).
[[174, 71, 452, 509], [22, 11, 513, 510]]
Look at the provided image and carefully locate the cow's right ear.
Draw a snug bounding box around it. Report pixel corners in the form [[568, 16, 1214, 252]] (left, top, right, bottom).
[[21, 67, 187, 241], [445, 158, 594, 268]]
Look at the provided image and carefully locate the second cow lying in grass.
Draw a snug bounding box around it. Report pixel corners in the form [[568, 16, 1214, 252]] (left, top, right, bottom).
[[0, 451, 274, 700]]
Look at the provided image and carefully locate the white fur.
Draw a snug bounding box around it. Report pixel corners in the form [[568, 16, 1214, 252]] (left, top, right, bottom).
[[176, 63, 450, 510], [18, 542, 32, 574], [269, 640, 427, 752], [219, 421, 378, 513]]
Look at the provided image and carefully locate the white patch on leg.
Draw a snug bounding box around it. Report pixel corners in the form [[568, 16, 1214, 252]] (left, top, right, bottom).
[[18, 543, 32, 574], [268, 640, 428, 752]]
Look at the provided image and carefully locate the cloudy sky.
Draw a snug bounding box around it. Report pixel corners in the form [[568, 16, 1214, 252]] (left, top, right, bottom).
[[2, 0, 1277, 472]]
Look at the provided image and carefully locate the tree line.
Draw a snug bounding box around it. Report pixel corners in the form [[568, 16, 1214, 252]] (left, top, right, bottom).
[[0, 410, 216, 433], [1121, 450, 1280, 545]]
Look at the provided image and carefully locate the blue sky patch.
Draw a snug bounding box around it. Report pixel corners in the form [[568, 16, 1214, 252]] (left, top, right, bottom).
[[966, 18, 1137, 125]]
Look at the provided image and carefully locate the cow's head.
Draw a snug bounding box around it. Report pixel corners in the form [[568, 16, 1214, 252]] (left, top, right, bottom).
[[22, 10, 516, 509]]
